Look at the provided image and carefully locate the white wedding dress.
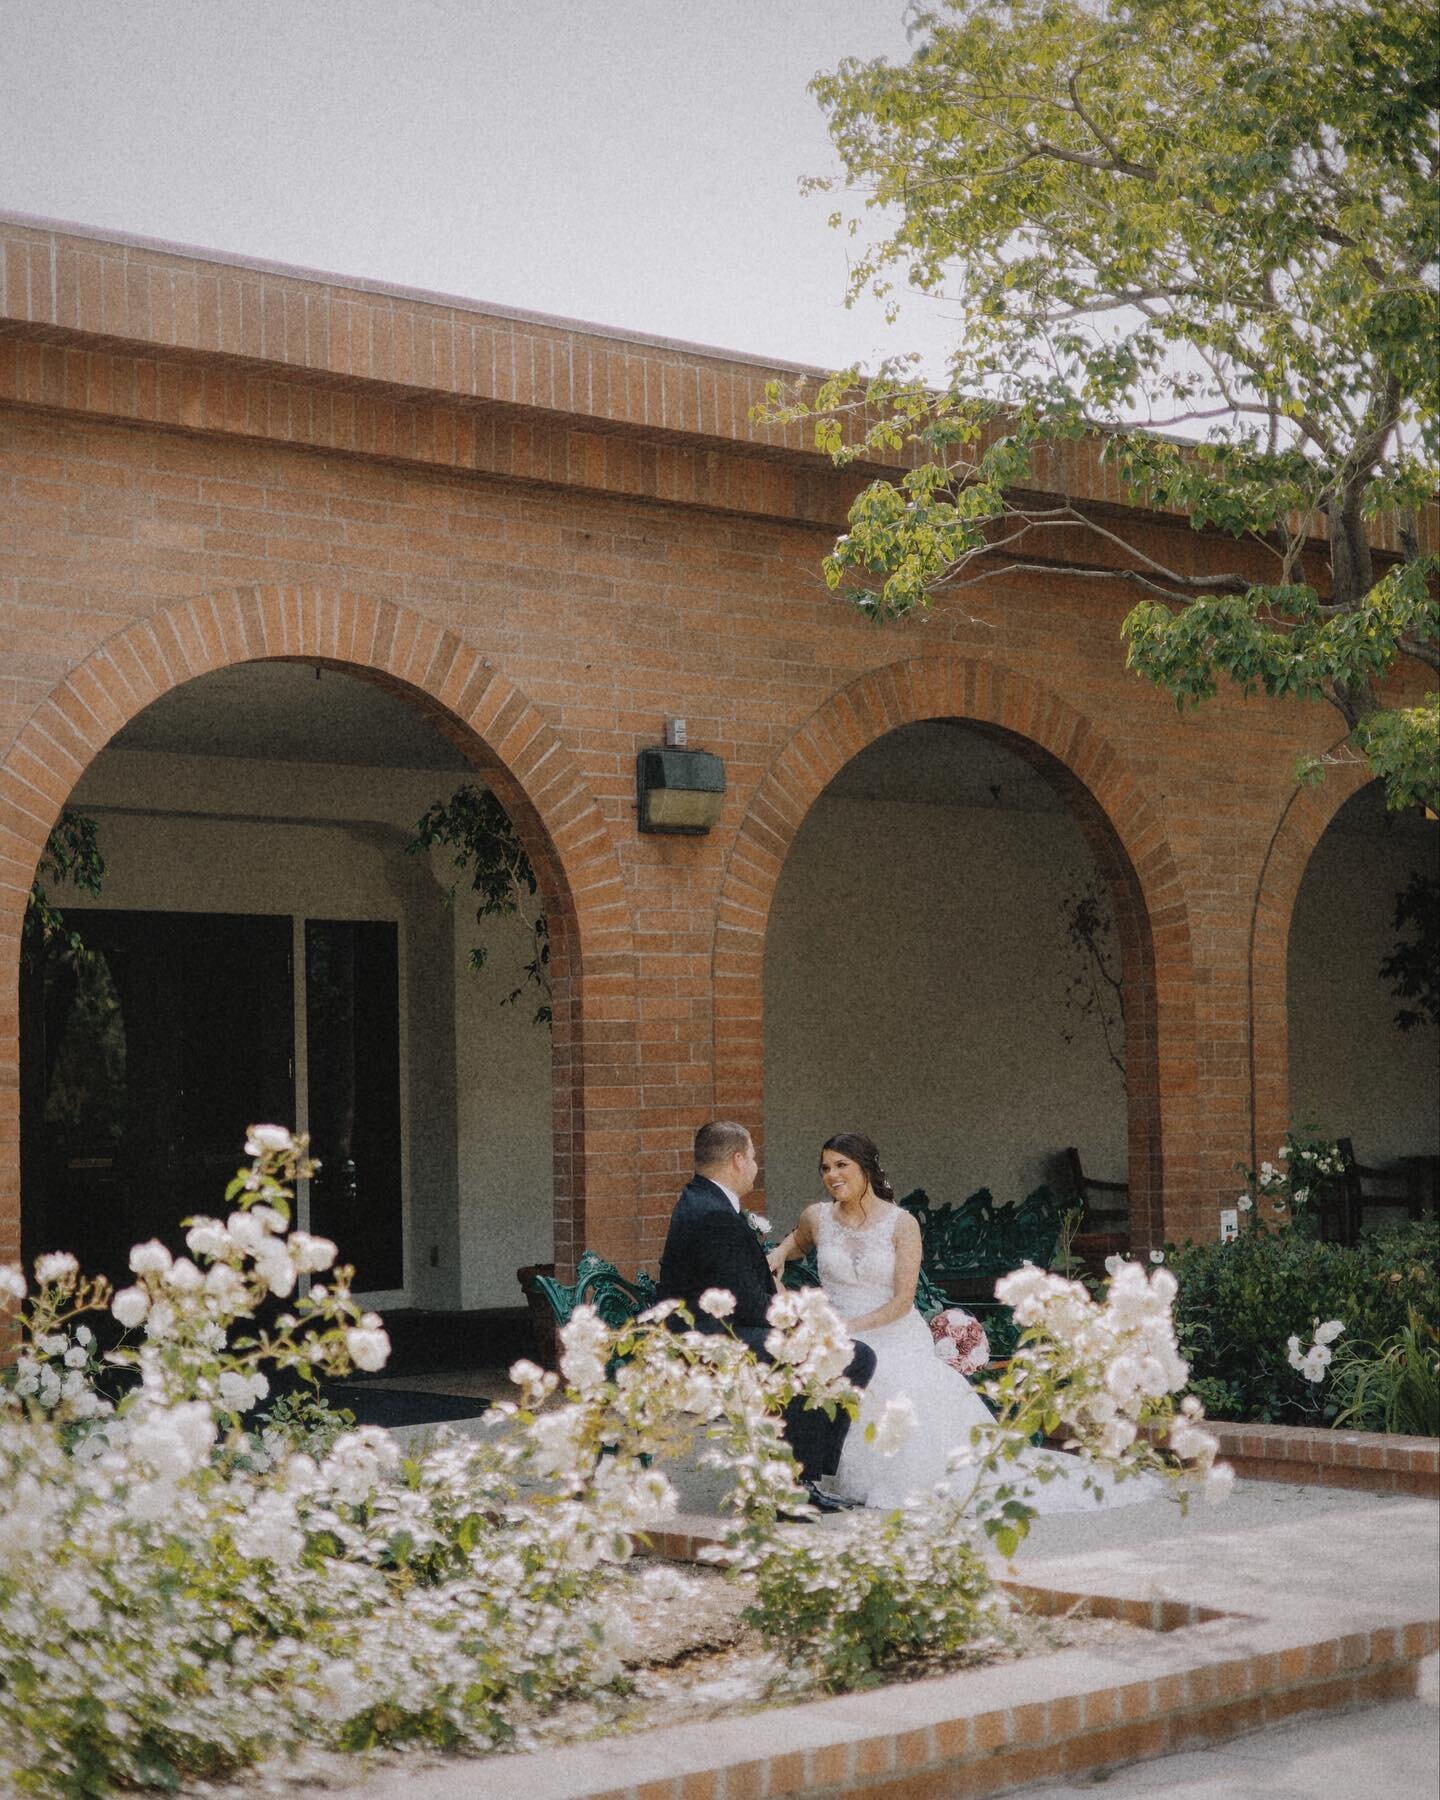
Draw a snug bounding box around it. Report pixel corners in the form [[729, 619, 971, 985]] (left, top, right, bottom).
[[818, 1203, 1155, 1513]]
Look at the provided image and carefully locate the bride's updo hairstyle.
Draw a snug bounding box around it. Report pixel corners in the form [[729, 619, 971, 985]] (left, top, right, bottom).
[[820, 1132, 895, 1202]]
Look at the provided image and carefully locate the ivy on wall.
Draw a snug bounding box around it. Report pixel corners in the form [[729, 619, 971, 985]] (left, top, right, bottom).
[[23, 811, 105, 969], [407, 784, 551, 1025]]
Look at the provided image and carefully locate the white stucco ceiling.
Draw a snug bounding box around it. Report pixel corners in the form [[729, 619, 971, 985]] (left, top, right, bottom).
[[109, 661, 472, 771], [824, 721, 1067, 814], [106, 664, 1075, 810]]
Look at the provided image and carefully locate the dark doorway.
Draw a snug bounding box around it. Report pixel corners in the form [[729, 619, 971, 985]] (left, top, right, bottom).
[[305, 919, 404, 1293], [20, 911, 295, 1282]]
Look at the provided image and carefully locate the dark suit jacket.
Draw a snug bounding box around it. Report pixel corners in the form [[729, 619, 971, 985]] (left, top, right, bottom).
[[658, 1174, 776, 1332]]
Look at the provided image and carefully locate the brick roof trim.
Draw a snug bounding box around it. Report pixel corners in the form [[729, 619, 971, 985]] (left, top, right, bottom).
[[1, 211, 1433, 556], [0, 210, 833, 377]]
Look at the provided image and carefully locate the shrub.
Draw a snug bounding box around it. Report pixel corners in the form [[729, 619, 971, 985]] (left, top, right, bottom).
[[729, 1500, 1004, 1690], [1169, 1221, 1440, 1425], [1329, 1311, 1440, 1437]]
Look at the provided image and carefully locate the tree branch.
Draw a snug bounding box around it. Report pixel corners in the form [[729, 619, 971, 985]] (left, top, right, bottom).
[[1397, 634, 1440, 673]]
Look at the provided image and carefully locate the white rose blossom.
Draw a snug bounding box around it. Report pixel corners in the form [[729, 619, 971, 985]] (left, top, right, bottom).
[[111, 1286, 149, 1329], [698, 1287, 737, 1318], [256, 1245, 299, 1299], [344, 1325, 391, 1373], [185, 1218, 231, 1259], [34, 1252, 79, 1285], [129, 1240, 173, 1276], [218, 1369, 270, 1413], [1288, 1319, 1344, 1381], [559, 1305, 612, 1394], [245, 1124, 296, 1156], [288, 1232, 338, 1273]]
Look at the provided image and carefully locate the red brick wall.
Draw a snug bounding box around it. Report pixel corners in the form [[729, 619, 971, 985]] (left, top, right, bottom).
[[1, 220, 1433, 1275]]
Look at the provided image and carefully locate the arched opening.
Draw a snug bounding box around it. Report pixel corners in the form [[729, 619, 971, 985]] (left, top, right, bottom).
[[18, 656, 569, 1357], [1287, 782, 1439, 1194], [761, 716, 1157, 1246]]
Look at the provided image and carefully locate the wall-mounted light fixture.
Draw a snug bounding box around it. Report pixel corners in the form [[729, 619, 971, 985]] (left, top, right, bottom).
[[636, 718, 725, 834]]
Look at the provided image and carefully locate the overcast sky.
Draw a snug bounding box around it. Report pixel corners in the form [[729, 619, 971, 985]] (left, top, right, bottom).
[[1, 0, 960, 372]]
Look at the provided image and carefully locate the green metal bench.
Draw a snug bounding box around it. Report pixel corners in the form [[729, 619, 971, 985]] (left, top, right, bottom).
[[530, 1243, 949, 1333], [531, 1251, 660, 1332], [897, 1184, 1062, 1299], [530, 1229, 1022, 1360]]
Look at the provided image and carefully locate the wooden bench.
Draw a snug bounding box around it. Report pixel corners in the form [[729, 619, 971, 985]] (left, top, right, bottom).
[[1312, 1138, 1435, 1246], [1060, 1148, 1130, 1249]]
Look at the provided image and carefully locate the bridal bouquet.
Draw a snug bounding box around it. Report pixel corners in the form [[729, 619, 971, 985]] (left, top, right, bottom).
[[930, 1307, 990, 1376]]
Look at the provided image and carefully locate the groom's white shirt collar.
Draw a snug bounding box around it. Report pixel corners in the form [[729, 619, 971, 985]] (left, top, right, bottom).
[[711, 1179, 741, 1214]]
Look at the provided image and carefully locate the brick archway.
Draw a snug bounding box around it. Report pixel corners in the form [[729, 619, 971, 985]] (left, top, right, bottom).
[[712, 653, 1201, 1245], [0, 583, 637, 1274], [1248, 756, 1374, 1173]]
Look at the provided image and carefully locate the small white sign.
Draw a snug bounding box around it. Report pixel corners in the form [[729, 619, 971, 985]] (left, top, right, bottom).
[[1219, 1209, 1239, 1243]]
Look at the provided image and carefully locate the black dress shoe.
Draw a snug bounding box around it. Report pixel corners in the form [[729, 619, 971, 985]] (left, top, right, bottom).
[[781, 1481, 863, 1518], [811, 1482, 865, 1512]]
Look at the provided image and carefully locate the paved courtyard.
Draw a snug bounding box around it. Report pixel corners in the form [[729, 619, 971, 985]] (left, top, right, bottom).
[[332, 1384, 1440, 1799], [1005, 1482, 1439, 1798]]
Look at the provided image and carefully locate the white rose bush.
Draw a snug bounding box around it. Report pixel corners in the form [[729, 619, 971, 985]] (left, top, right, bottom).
[[0, 1130, 1228, 1792], [981, 1259, 1231, 1525], [714, 1257, 1227, 1689]]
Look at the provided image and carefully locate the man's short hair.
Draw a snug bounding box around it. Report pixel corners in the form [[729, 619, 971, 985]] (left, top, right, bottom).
[[694, 1120, 751, 1170]]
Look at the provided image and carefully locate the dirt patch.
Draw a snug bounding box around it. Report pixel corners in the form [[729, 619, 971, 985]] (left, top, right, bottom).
[[505, 1562, 1144, 1750], [189, 1562, 1146, 1793]]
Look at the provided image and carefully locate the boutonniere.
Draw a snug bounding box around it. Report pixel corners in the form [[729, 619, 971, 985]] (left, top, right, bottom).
[[745, 1211, 771, 1239]]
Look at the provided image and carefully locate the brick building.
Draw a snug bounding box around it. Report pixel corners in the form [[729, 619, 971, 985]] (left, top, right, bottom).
[[1, 216, 1435, 1316]]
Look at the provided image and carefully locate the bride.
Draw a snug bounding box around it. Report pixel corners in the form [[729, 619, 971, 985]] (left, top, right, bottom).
[[767, 1132, 1153, 1513]]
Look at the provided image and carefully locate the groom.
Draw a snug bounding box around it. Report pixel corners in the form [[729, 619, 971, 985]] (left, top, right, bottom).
[[658, 1120, 876, 1512]]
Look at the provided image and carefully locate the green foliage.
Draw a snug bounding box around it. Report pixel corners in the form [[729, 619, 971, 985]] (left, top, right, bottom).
[[22, 811, 105, 969], [252, 1391, 357, 1462], [735, 1506, 1004, 1690], [1381, 869, 1440, 1030], [408, 783, 551, 1024], [1169, 1220, 1439, 1423], [1329, 1310, 1440, 1435], [769, 0, 1440, 810]]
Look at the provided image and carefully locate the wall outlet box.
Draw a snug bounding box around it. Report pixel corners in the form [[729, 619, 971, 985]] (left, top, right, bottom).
[[1219, 1209, 1239, 1243]]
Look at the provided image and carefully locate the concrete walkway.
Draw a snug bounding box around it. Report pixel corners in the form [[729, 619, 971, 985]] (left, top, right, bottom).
[[1002, 1481, 1440, 1798], [308, 1434, 1437, 1799]]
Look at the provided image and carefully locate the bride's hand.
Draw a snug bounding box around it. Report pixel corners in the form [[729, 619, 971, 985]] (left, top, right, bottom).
[[766, 1247, 787, 1279]]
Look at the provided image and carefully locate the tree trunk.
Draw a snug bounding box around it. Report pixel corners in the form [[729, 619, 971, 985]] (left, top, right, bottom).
[[1326, 484, 1380, 729]]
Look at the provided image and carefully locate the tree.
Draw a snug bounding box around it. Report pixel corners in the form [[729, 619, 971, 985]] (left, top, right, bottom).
[[768, 0, 1438, 808]]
